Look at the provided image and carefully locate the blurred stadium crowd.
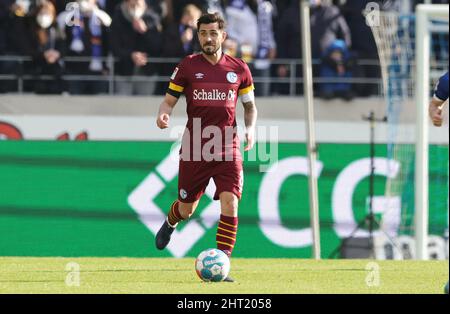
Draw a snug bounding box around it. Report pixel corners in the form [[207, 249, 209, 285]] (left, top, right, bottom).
[[0, 0, 447, 98]]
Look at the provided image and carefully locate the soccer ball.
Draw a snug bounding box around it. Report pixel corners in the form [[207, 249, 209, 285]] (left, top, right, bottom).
[[195, 248, 230, 282]]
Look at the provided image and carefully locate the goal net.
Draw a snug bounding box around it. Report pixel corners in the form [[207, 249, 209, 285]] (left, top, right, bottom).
[[368, 4, 449, 260]]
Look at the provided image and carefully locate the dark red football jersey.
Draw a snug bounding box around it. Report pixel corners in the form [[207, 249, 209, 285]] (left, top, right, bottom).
[[167, 53, 254, 162]]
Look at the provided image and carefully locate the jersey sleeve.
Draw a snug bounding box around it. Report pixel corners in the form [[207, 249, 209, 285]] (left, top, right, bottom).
[[434, 71, 449, 101], [167, 60, 188, 98], [238, 61, 255, 96]]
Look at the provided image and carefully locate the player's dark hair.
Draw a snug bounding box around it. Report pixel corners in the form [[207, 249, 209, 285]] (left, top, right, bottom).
[[197, 12, 226, 31]]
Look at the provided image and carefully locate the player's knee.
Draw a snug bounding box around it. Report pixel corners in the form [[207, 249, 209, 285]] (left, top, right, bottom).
[[221, 205, 238, 217], [220, 193, 238, 216]]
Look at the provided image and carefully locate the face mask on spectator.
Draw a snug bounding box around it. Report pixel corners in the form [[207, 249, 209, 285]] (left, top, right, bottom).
[[129, 7, 145, 19], [15, 0, 31, 14], [78, 0, 94, 13], [37, 14, 53, 29]]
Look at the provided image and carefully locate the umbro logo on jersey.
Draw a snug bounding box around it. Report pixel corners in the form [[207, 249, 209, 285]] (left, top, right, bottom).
[[195, 73, 205, 79]]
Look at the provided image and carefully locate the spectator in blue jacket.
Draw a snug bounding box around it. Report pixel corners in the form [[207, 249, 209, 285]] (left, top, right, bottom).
[[319, 39, 354, 101]]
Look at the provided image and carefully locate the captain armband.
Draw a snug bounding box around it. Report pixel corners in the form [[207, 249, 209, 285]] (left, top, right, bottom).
[[241, 90, 255, 104]]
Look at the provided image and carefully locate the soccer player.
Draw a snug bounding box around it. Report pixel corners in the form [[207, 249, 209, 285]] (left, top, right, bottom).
[[154, 12, 257, 282], [428, 71, 448, 294], [429, 71, 448, 127]]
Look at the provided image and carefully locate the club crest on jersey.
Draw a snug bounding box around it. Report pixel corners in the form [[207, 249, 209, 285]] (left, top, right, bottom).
[[171, 67, 179, 80], [226, 72, 238, 83]]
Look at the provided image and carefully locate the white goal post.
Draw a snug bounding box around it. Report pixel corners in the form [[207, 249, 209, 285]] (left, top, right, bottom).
[[415, 4, 449, 260], [300, 0, 321, 260]]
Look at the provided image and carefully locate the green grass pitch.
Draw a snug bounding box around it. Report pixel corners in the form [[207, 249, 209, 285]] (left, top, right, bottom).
[[0, 257, 447, 294]]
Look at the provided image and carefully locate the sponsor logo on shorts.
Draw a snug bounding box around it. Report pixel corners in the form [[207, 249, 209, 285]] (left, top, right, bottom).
[[180, 188, 188, 199]]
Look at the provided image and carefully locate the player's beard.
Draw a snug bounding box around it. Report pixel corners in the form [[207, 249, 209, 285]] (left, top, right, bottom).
[[201, 43, 220, 55]]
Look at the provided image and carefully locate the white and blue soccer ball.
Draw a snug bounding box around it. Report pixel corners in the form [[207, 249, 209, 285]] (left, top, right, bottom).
[[195, 248, 230, 282]]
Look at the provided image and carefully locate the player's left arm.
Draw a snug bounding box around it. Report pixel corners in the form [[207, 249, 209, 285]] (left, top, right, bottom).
[[239, 60, 258, 151], [242, 97, 257, 151], [429, 97, 446, 127]]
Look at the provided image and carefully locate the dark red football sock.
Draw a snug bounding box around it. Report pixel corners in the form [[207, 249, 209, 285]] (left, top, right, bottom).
[[167, 200, 183, 227], [216, 215, 238, 257]]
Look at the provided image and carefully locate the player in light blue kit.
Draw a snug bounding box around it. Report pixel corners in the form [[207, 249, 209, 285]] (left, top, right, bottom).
[[428, 71, 449, 294]]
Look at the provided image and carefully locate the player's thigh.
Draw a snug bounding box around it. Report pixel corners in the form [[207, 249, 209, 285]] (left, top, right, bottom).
[[178, 160, 212, 203], [212, 161, 243, 201]]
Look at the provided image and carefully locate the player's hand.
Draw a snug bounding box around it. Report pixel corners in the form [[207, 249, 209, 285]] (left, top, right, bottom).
[[181, 27, 194, 44], [157, 113, 170, 129], [44, 49, 61, 64], [131, 52, 148, 67], [132, 18, 148, 34], [429, 104, 443, 127], [244, 128, 255, 151]]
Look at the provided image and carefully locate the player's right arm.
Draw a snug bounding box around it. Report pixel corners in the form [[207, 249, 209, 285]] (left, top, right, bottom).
[[156, 62, 187, 129], [429, 72, 448, 127], [156, 94, 179, 129]]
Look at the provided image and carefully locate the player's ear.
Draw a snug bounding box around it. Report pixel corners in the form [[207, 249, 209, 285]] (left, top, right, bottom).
[[222, 31, 227, 43]]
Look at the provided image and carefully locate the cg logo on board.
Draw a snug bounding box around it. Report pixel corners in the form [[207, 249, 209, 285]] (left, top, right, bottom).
[[127, 146, 402, 258]]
